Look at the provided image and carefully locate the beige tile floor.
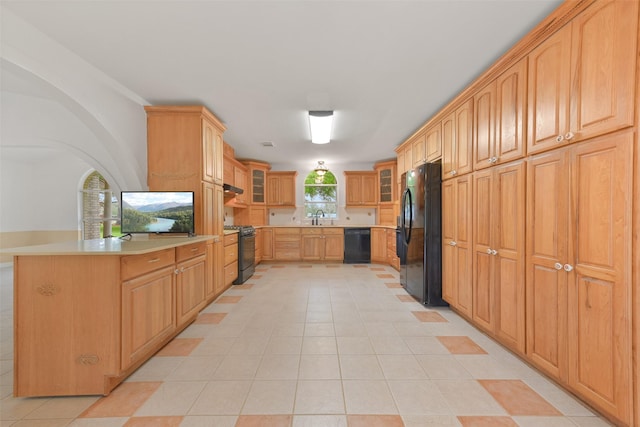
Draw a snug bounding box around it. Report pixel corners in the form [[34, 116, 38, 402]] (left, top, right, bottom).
[[0, 263, 614, 426]]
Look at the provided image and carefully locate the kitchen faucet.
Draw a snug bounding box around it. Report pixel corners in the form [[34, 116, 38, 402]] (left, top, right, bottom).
[[313, 209, 325, 226]]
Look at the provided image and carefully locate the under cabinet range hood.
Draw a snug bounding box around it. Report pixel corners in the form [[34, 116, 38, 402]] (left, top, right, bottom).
[[223, 183, 244, 195]]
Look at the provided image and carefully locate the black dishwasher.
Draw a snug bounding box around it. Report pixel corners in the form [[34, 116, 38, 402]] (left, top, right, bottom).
[[343, 228, 371, 264]]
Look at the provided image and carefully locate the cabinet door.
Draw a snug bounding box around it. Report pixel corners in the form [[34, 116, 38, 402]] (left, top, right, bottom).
[[345, 174, 362, 206], [403, 145, 413, 174], [324, 230, 344, 261], [455, 175, 473, 319], [441, 179, 457, 305], [526, 149, 569, 380], [493, 161, 526, 354], [122, 266, 176, 370], [569, 0, 637, 142], [396, 150, 405, 181], [495, 58, 527, 164], [176, 255, 206, 327], [252, 168, 266, 204], [425, 122, 442, 161], [567, 134, 632, 422], [473, 81, 496, 170], [472, 169, 494, 331], [202, 182, 215, 236], [441, 111, 456, 179], [280, 174, 296, 206], [234, 166, 248, 205], [378, 167, 393, 203], [301, 233, 323, 261], [202, 119, 216, 183], [371, 228, 387, 263], [213, 129, 224, 185], [455, 99, 474, 177], [205, 242, 215, 300], [527, 26, 571, 155], [266, 175, 280, 205], [412, 134, 426, 167], [361, 174, 378, 205], [262, 228, 273, 260]]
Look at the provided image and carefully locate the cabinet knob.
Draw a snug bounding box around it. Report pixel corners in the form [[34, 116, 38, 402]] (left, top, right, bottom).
[[556, 134, 564, 143], [491, 249, 498, 256], [565, 131, 575, 141], [491, 157, 498, 164], [563, 264, 574, 272], [486, 248, 493, 255], [174, 269, 181, 275], [449, 241, 457, 246], [450, 170, 457, 176], [554, 262, 563, 270]]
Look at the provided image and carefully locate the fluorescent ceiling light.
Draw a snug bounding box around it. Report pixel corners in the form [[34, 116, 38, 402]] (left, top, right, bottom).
[[308, 111, 333, 144]]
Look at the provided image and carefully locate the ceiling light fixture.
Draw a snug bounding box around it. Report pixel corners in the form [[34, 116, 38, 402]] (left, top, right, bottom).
[[308, 111, 333, 144], [314, 161, 328, 176]]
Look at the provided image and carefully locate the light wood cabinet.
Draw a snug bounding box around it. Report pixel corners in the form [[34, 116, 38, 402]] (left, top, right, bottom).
[[495, 58, 527, 163], [267, 171, 297, 207], [344, 171, 377, 206], [473, 81, 496, 171], [235, 161, 271, 226], [472, 160, 526, 354], [274, 228, 301, 260], [386, 228, 400, 271], [371, 228, 387, 263], [442, 98, 474, 180], [527, 134, 633, 424], [233, 162, 248, 206], [527, 0, 637, 156], [13, 238, 212, 397], [223, 233, 238, 287], [396, 149, 405, 182], [175, 242, 207, 327], [403, 144, 413, 174], [301, 228, 344, 261], [374, 160, 396, 204], [255, 228, 262, 264], [145, 106, 225, 236], [411, 133, 426, 167], [262, 227, 273, 260], [442, 175, 473, 319], [425, 122, 442, 161]]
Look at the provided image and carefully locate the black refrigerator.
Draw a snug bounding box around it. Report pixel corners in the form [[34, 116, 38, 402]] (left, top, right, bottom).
[[399, 161, 446, 306]]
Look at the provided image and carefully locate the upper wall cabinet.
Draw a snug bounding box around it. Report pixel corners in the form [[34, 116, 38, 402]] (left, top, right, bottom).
[[425, 122, 442, 162], [473, 81, 496, 170], [267, 171, 297, 207], [527, 0, 637, 155], [442, 98, 474, 180], [495, 58, 527, 164], [411, 133, 426, 168], [344, 171, 377, 207]]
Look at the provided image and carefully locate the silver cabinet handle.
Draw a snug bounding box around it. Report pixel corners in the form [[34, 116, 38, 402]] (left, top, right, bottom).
[[174, 269, 181, 275], [449, 241, 457, 246], [486, 248, 493, 254], [564, 264, 574, 272], [554, 262, 563, 270], [556, 135, 564, 143], [450, 170, 457, 176], [491, 249, 498, 256], [491, 157, 498, 164], [565, 132, 575, 141]]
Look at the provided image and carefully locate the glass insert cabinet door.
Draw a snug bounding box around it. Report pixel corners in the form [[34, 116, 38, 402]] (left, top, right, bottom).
[[252, 169, 265, 203]]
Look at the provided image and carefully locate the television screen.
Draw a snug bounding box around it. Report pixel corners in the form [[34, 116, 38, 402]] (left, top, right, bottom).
[[121, 191, 195, 234]]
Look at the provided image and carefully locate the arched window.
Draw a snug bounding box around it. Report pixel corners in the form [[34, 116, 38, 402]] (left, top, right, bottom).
[[81, 171, 120, 239], [304, 168, 337, 221]]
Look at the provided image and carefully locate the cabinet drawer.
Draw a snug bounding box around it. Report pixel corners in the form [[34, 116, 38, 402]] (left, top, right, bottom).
[[224, 233, 238, 245], [176, 242, 207, 262], [323, 228, 344, 235], [302, 228, 322, 235], [224, 260, 238, 285], [121, 248, 175, 280], [224, 243, 238, 265], [274, 228, 300, 236]]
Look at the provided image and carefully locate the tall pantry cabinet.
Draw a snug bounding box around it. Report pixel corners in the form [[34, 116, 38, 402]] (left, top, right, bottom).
[[145, 105, 227, 302], [399, 1, 639, 425]]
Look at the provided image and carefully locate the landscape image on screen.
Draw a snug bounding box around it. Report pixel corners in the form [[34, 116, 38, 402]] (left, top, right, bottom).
[[121, 191, 194, 234]]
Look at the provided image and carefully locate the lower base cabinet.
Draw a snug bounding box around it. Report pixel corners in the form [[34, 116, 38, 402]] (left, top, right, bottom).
[[12, 237, 213, 397]]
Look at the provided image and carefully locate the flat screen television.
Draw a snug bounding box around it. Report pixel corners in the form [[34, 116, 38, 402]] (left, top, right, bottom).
[[121, 191, 195, 235]]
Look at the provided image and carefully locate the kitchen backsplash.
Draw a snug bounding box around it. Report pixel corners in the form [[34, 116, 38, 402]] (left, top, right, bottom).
[[225, 206, 377, 226]]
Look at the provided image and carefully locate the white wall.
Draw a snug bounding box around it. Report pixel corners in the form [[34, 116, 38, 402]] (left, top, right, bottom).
[[0, 9, 149, 236]]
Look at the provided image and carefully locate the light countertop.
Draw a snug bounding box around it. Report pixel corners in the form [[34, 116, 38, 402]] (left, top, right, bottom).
[[2, 235, 216, 256]]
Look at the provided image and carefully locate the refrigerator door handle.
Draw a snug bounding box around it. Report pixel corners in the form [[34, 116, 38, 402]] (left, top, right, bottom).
[[402, 188, 413, 245]]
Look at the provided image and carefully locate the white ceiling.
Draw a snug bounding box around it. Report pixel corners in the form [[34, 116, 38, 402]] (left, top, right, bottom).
[[2, 0, 562, 168]]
